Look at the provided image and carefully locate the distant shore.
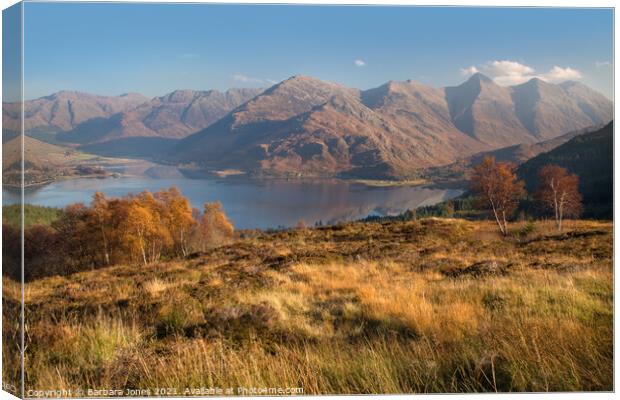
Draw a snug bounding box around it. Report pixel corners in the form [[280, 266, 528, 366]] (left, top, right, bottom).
[[351, 178, 429, 187]]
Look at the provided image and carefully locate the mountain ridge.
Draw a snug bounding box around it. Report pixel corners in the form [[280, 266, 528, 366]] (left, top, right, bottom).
[[56, 87, 263, 144], [3, 74, 612, 179], [2, 91, 149, 133], [168, 74, 612, 178]]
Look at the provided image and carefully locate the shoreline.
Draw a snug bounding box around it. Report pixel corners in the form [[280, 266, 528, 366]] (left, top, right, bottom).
[[350, 178, 429, 187], [2, 173, 455, 192], [2, 173, 117, 190]]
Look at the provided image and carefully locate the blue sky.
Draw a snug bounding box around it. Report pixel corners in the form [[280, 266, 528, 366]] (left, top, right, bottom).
[[16, 3, 614, 100]]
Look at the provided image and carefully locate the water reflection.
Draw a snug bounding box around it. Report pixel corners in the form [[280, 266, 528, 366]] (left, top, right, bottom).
[[3, 177, 463, 229]]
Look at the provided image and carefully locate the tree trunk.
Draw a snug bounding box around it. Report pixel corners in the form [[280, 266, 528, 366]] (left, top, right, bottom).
[[180, 230, 188, 257], [552, 180, 560, 231], [489, 199, 506, 236], [96, 215, 110, 265], [101, 227, 110, 265], [138, 232, 147, 266], [141, 245, 147, 266], [501, 210, 508, 237], [554, 197, 559, 228], [556, 191, 567, 232]]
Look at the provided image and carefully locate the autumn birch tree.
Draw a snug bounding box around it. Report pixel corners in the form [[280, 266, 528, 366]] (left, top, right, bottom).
[[45, 187, 235, 268], [535, 165, 582, 231], [470, 156, 525, 236], [122, 192, 169, 265], [199, 202, 235, 249], [123, 199, 153, 265], [156, 187, 196, 257]]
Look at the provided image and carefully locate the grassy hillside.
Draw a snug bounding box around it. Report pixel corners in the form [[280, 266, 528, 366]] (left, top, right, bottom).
[[2, 135, 100, 185], [517, 122, 613, 218], [1, 135, 148, 186], [2, 204, 62, 227], [5, 218, 612, 393], [2, 135, 91, 169]]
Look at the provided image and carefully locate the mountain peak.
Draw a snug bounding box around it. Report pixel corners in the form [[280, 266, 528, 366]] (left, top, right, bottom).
[[449, 73, 497, 95], [46, 90, 88, 100], [277, 75, 350, 90], [10, 75, 613, 181], [259, 74, 352, 102], [515, 77, 550, 90], [283, 74, 323, 84], [524, 77, 543, 85], [466, 72, 494, 84], [45, 90, 146, 102], [404, 79, 426, 86], [384, 80, 400, 91], [161, 89, 202, 102], [381, 80, 432, 95]]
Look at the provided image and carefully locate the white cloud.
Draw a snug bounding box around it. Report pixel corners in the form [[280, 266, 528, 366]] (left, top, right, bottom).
[[485, 60, 534, 78], [460, 66, 479, 76], [354, 59, 366, 67], [231, 74, 278, 85], [541, 66, 582, 82], [595, 60, 611, 68], [459, 59, 583, 86]]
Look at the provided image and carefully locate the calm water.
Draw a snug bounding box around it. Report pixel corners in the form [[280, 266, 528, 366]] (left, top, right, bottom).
[[3, 177, 463, 229]]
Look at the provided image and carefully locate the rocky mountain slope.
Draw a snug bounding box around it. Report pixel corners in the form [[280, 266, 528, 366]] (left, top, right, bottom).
[[5, 74, 611, 179], [2, 91, 148, 133], [444, 74, 612, 146], [57, 88, 263, 144], [510, 78, 609, 140], [170, 74, 612, 178], [445, 73, 533, 146], [170, 76, 486, 178]]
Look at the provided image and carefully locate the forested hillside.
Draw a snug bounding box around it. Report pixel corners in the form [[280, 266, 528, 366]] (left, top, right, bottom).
[[517, 122, 613, 218]]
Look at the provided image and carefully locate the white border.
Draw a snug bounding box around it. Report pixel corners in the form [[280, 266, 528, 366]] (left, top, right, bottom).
[[0, 2, 616, 400]]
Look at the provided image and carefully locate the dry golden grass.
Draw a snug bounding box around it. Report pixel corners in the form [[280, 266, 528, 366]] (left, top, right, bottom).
[[143, 278, 174, 298], [5, 218, 613, 394]]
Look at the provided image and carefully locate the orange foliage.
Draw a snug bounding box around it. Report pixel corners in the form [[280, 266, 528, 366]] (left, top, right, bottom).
[[470, 156, 525, 235], [37, 187, 234, 269], [198, 202, 235, 250], [535, 165, 583, 231], [155, 187, 196, 257]]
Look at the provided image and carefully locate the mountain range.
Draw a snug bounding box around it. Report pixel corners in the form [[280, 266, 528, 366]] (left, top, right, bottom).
[[3, 73, 612, 179], [2, 91, 148, 133], [56, 88, 262, 144]]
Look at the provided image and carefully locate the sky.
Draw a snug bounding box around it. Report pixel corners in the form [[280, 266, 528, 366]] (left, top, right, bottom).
[[11, 3, 615, 100]]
